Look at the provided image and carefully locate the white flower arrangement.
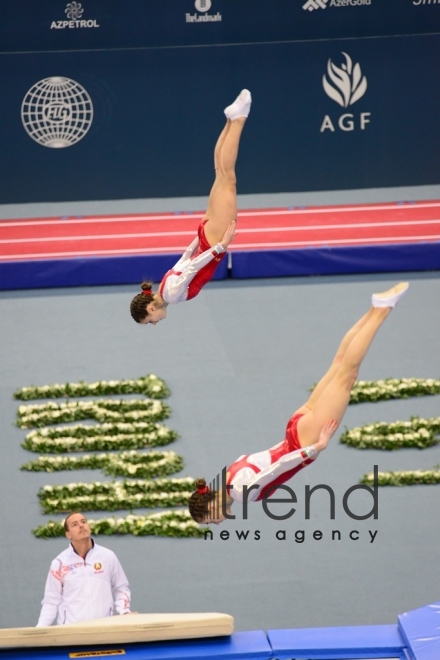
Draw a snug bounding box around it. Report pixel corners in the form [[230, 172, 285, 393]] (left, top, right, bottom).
[[337, 378, 440, 487], [14, 375, 170, 401], [22, 422, 178, 453], [33, 511, 205, 538], [360, 467, 440, 486], [38, 478, 196, 513], [340, 417, 440, 450], [349, 378, 440, 404], [17, 399, 170, 429], [21, 450, 184, 478]]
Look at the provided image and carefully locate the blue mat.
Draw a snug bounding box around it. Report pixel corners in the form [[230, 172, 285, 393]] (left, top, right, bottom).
[[267, 623, 405, 659], [3, 601, 440, 660], [0, 631, 272, 660], [398, 600, 440, 660]]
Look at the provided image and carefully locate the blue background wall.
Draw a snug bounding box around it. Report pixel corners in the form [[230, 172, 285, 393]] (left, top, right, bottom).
[[1, 0, 439, 203]]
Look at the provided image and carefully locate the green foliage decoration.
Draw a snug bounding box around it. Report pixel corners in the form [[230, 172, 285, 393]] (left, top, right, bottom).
[[33, 511, 206, 539], [14, 375, 170, 401], [38, 478, 196, 514], [22, 422, 178, 453], [340, 417, 440, 450], [17, 399, 170, 429], [21, 450, 184, 478], [349, 378, 440, 404], [360, 467, 440, 486]]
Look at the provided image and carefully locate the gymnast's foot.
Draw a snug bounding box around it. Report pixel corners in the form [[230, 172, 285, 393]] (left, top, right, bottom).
[[224, 89, 252, 120], [372, 282, 409, 308]]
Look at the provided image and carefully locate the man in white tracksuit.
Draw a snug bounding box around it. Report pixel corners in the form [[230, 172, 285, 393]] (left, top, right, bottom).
[[37, 512, 131, 626]]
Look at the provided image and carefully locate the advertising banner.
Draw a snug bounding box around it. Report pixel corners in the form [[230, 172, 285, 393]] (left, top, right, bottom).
[[2, 0, 439, 52], [1, 1, 439, 202]]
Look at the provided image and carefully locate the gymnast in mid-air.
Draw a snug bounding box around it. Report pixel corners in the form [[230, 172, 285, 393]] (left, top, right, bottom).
[[189, 282, 409, 523], [130, 89, 252, 325]]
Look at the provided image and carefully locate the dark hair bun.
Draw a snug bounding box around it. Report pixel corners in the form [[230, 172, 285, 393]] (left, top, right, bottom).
[[195, 478, 207, 490], [140, 280, 153, 291]]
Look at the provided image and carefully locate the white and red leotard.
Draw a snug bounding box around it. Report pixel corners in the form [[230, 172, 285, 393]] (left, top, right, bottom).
[[226, 413, 317, 502], [159, 220, 226, 303]]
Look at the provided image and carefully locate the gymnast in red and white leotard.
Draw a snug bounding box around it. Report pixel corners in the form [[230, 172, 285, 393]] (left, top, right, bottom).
[[130, 89, 252, 325], [226, 413, 317, 504], [157, 219, 227, 305], [188, 282, 409, 523]]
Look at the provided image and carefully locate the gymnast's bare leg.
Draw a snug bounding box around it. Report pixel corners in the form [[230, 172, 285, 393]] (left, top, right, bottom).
[[295, 282, 409, 448], [203, 90, 251, 247]]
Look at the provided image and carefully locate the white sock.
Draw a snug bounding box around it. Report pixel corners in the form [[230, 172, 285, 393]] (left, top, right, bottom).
[[372, 282, 409, 308], [224, 89, 252, 120]]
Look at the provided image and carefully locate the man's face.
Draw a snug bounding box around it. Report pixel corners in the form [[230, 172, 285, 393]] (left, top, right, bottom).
[[65, 513, 91, 543]]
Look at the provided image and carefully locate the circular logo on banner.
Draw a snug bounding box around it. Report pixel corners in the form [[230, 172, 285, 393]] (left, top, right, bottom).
[[195, 0, 212, 12], [21, 76, 94, 148], [65, 2, 84, 20]]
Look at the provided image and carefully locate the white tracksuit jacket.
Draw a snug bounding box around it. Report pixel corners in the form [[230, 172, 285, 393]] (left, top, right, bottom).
[[36, 542, 131, 626]]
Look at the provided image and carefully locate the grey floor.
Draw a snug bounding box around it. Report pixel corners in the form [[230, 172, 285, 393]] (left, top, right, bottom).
[[1, 183, 440, 219], [0, 186, 439, 634]]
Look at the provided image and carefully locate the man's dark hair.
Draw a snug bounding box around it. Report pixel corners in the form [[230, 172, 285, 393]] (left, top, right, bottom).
[[63, 512, 84, 532]]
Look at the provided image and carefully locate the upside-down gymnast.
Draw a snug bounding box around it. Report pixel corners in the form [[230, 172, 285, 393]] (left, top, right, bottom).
[[189, 282, 409, 523], [130, 89, 252, 325]]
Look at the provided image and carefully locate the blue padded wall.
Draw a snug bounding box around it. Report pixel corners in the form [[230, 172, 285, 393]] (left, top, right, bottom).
[[0, 254, 228, 291]]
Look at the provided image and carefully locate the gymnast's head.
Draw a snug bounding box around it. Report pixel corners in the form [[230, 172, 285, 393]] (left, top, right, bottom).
[[189, 479, 228, 525], [130, 281, 168, 325]]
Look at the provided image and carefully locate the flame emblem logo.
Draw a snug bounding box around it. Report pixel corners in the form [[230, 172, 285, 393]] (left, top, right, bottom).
[[322, 52, 367, 108]]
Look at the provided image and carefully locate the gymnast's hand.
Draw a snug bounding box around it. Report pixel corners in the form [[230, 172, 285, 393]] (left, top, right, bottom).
[[220, 219, 237, 249], [314, 419, 339, 453]]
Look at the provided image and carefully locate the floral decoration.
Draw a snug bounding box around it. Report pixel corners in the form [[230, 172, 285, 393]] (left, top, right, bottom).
[[38, 478, 196, 513], [349, 378, 440, 404], [21, 450, 184, 478], [17, 399, 170, 429], [22, 422, 178, 453], [340, 417, 440, 450], [33, 511, 206, 538], [360, 467, 440, 486], [14, 375, 170, 401]]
